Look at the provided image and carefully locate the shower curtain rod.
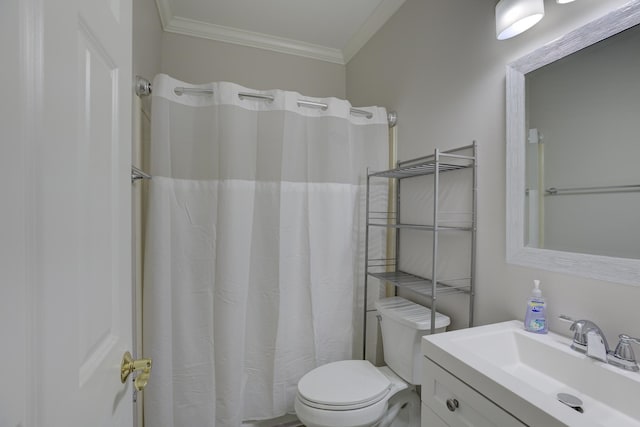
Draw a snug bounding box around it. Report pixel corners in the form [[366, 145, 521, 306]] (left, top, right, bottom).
[[135, 76, 398, 127]]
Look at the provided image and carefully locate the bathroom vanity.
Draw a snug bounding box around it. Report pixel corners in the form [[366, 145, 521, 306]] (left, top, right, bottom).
[[422, 358, 526, 427], [421, 356, 527, 427], [420, 321, 640, 426]]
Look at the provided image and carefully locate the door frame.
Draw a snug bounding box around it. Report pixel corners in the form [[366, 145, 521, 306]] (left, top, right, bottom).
[[19, 0, 45, 422]]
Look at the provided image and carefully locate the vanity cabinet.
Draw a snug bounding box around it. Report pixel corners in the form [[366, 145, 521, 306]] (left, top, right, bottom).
[[421, 403, 449, 427], [421, 357, 527, 427]]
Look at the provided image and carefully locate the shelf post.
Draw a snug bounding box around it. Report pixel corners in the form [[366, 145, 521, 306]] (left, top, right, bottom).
[[469, 141, 477, 328], [431, 148, 440, 335], [363, 172, 371, 360]]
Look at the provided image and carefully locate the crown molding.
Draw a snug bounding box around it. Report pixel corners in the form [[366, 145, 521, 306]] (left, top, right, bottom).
[[162, 16, 346, 64], [154, 0, 406, 65], [154, 0, 173, 29]]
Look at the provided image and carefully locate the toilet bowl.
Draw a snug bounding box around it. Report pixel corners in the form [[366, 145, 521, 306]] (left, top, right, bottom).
[[294, 360, 406, 427], [295, 297, 450, 427]]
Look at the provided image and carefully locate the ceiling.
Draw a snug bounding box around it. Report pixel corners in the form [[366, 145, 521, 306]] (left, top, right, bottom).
[[154, 0, 407, 64]]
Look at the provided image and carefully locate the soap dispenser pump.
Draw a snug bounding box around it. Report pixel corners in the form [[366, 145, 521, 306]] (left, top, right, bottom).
[[524, 280, 548, 334]]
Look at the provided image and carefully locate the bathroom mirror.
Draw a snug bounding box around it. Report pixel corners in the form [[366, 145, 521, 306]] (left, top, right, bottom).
[[505, 0, 640, 286]]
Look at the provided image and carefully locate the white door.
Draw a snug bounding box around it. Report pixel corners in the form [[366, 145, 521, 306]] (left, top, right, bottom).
[[0, 0, 135, 425]]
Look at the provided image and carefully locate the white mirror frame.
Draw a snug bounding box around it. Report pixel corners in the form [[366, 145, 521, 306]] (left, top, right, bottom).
[[506, 0, 640, 286]]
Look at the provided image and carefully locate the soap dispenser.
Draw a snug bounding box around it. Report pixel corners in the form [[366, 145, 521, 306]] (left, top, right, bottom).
[[524, 280, 548, 334]]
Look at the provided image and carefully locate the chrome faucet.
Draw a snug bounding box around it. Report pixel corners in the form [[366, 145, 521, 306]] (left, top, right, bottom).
[[559, 315, 640, 372], [559, 315, 606, 354]]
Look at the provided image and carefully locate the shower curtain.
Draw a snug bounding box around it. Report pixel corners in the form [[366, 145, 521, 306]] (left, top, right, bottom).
[[143, 74, 389, 426]]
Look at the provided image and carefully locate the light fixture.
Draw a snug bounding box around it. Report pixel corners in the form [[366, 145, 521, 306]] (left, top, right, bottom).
[[495, 0, 545, 40], [556, 0, 576, 3]]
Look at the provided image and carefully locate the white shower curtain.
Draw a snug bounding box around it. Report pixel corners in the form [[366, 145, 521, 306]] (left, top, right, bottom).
[[143, 74, 389, 426]]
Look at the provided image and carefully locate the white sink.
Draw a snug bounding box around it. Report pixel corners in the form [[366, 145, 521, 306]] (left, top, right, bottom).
[[422, 320, 640, 426]]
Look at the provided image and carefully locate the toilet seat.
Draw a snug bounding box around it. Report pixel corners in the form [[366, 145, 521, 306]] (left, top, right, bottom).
[[297, 360, 392, 411]]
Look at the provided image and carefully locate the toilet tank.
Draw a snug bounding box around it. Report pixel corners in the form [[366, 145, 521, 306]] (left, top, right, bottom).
[[375, 297, 450, 385]]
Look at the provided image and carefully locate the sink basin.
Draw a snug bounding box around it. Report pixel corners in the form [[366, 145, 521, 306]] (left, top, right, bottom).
[[422, 320, 640, 426]]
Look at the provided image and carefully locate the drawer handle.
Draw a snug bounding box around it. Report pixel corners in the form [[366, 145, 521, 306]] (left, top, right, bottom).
[[446, 398, 459, 412]]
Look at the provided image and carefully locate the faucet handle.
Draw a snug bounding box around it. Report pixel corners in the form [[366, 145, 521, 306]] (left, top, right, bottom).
[[558, 315, 596, 352], [609, 334, 640, 372], [559, 314, 583, 332], [613, 334, 640, 362], [570, 320, 589, 344], [559, 314, 581, 335], [559, 314, 586, 341]]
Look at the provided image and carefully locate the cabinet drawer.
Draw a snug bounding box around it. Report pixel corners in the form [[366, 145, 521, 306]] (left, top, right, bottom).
[[422, 357, 526, 427], [421, 402, 449, 427]]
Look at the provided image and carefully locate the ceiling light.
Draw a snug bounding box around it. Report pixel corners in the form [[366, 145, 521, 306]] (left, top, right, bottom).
[[556, 0, 576, 3], [496, 0, 545, 40]]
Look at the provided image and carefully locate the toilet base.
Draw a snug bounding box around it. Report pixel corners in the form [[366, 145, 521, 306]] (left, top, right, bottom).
[[295, 387, 421, 427], [295, 366, 421, 427], [384, 388, 421, 427]]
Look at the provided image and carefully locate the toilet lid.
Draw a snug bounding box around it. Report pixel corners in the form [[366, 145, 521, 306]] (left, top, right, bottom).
[[297, 360, 391, 410]]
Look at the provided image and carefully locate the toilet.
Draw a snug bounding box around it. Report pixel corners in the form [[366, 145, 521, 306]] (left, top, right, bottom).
[[294, 296, 450, 427]]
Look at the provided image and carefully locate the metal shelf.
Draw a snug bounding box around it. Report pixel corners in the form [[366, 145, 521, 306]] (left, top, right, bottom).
[[368, 144, 476, 179], [367, 222, 473, 232], [369, 162, 472, 179], [367, 271, 471, 298], [362, 142, 477, 358]]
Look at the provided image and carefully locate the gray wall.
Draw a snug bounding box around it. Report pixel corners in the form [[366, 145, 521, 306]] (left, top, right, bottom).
[[133, 0, 163, 89], [160, 32, 346, 98], [347, 0, 640, 343]]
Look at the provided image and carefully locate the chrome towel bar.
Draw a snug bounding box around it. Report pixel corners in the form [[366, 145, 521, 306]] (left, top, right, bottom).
[[546, 184, 640, 195]]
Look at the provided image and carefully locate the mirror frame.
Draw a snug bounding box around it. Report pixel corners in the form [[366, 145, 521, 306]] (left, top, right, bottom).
[[506, 0, 640, 286]]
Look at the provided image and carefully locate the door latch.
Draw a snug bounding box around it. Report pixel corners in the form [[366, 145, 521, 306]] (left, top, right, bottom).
[[121, 351, 152, 391]]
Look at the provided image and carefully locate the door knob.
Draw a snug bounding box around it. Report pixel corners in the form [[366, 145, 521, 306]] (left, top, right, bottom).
[[121, 351, 152, 391]]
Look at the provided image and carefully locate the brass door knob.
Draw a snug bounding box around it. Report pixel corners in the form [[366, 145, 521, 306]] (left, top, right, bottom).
[[121, 351, 152, 391]]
